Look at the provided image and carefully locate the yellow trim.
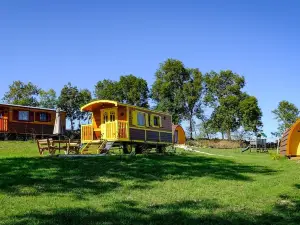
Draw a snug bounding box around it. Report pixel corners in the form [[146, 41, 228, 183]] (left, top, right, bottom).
[[129, 126, 172, 133], [81, 100, 171, 116], [126, 106, 130, 140], [134, 110, 148, 128], [81, 138, 171, 145], [81, 100, 118, 111], [120, 103, 170, 116], [145, 113, 149, 127], [81, 139, 171, 145], [132, 110, 137, 126], [130, 140, 172, 144]]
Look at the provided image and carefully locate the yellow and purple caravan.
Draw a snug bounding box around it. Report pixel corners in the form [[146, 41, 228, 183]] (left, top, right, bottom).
[[80, 100, 173, 154]]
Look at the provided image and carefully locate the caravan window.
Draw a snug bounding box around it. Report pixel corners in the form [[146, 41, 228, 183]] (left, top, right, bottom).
[[137, 112, 145, 126], [103, 112, 108, 122], [153, 115, 160, 127], [19, 111, 29, 121], [40, 113, 48, 121], [110, 111, 116, 121]]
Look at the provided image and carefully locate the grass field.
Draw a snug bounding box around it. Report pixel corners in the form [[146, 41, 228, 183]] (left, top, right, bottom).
[[0, 141, 299, 225]]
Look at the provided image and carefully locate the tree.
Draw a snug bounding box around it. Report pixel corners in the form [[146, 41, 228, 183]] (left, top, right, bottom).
[[151, 59, 203, 128], [210, 96, 241, 140], [58, 83, 92, 130], [204, 70, 245, 106], [272, 100, 299, 135], [39, 89, 57, 109], [118, 75, 149, 107], [196, 116, 217, 139], [204, 70, 245, 139], [151, 59, 189, 124], [94, 75, 149, 107], [94, 79, 120, 101], [183, 68, 203, 139], [239, 95, 263, 134], [2, 81, 40, 106], [77, 89, 92, 123]]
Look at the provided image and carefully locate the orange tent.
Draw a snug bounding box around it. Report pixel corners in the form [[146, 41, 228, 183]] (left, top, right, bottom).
[[280, 120, 300, 157], [172, 125, 186, 144]]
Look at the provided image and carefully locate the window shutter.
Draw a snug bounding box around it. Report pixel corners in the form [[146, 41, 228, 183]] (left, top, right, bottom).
[[132, 110, 137, 126], [13, 110, 19, 121], [36, 112, 40, 122], [29, 111, 34, 122], [159, 116, 163, 127], [48, 113, 52, 122], [145, 113, 149, 127], [150, 114, 154, 127]]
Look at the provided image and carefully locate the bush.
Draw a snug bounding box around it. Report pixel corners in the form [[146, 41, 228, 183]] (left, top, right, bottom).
[[187, 139, 245, 149]]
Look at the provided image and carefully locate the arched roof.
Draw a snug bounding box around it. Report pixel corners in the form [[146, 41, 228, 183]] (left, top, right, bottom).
[[172, 124, 185, 134], [81, 100, 118, 112], [81, 100, 171, 115], [280, 119, 300, 156]]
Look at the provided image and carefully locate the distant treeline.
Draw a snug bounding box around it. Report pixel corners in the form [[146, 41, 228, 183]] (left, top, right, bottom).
[[2, 58, 298, 140]]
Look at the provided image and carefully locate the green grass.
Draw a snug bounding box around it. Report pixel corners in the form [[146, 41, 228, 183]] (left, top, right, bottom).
[[0, 141, 299, 225]]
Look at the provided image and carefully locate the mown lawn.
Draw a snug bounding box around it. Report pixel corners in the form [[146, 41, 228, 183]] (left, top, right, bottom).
[[0, 141, 299, 225]]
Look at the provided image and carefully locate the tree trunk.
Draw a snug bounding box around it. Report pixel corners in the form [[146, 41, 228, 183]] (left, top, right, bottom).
[[206, 133, 210, 140], [221, 132, 224, 140], [189, 117, 193, 140], [70, 119, 74, 131], [227, 130, 231, 140]]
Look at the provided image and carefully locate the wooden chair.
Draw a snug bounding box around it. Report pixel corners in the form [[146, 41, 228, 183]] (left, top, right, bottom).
[[66, 139, 81, 155], [36, 138, 56, 155]]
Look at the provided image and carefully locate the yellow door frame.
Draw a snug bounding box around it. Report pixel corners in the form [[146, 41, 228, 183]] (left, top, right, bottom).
[[100, 107, 117, 139]]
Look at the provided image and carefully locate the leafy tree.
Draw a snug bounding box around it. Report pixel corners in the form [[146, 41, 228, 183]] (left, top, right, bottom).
[[39, 89, 57, 109], [94, 75, 149, 107], [183, 68, 203, 139], [151, 59, 189, 124], [94, 79, 120, 101], [239, 95, 263, 134], [151, 59, 203, 129], [210, 96, 241, 140], [2, 81, 40, 106], [78, 89, 92, 123], [196, 115, 217, 139], [204, 70, 245, 106], [118, 75, 149, 107], [272, 100, 299, 135], [58, 83, 92, 130], [204, 70, 245, 139]]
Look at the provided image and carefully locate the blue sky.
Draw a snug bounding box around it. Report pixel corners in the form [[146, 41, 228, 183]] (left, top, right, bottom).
[[1, 0, 299, 138]]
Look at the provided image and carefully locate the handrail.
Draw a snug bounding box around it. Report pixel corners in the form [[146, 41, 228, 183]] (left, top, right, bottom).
[[118, 120, 128, 139], [81, 124, 93, 142], [0, 118, 8, 132], [105, 120, 128, 139], [81, 121, 128, 141]]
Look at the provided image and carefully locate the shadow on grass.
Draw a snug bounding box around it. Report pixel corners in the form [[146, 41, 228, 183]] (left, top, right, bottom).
[[0, 154, 276, 198], [5, 194, 300, 225]]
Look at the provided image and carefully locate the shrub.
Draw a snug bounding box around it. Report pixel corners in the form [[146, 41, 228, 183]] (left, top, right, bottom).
[[186, 139, 244, 149]]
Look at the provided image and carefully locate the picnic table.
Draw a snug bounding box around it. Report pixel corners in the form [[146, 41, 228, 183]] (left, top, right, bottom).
[[37, 139, 81, 155]]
